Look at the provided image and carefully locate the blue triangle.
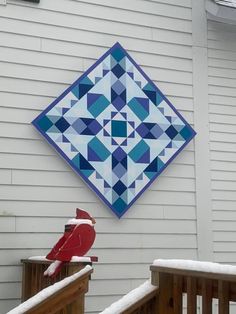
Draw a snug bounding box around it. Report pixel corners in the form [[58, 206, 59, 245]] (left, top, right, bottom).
[[70, 99, 78, 107], [96, 172, 103, 179], [71, 144, 78, 152], [87, 93, 101, 107], [136, 173, 143, 180], [137, 149, 150, 163], [62, 135, 69, 143], [104, 181, 111, 188], [88, 146, 102, 161]]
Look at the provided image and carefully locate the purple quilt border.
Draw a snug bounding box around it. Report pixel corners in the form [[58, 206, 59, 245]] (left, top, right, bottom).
[[32, 42, 196, 218]]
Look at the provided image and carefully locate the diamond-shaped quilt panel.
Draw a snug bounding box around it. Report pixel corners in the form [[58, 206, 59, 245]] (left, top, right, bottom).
[[32, 42, 196, 218]]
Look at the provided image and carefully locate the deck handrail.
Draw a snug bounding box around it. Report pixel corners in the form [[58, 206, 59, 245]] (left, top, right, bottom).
[[7, 265, 93, 314], [100, 280, 158, 314], [151, 259, 236, 314], [101, 260, 236, 313], [121, 288, 158, 314]]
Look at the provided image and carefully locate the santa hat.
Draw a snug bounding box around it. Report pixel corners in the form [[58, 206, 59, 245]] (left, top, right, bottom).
[[76, 208, 92, 220]]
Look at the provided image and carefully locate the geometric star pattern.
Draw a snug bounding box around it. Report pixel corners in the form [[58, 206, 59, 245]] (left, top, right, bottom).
[[32, 42, 196, 218]]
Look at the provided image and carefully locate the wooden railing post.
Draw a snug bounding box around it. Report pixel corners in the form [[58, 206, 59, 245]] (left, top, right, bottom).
[[218, 281, 229, 314], [187, 276, 197, 314], [202, 278, 212, 314], [151, 268, 174, 314], [173, 275, 183, 314], [8, 266, 93, 314], [20, 258, 95, 314], [159, 272, 174, 314]]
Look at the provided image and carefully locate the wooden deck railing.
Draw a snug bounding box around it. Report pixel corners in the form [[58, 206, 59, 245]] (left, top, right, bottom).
[[120, 288, 158, 314], [100, 280, 158, 314], [8, 265, 93, 314], [151, 262, 236, 314], [102, 260, 236, 314]]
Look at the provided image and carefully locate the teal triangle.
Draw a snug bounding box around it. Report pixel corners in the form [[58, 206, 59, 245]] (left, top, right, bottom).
[[157, 157, 165, 171], [80, 76, 93, 86], [37, 116, 53, 131], [180, 126, 192, 139], [71, 154, 80, 167], [113, 197, 127, 215], [111, 47, 125, 62], [143, 83, 155, 92], [80, 169, 94, 177], [145, 171, 156, 180], [71, 85, 80, 99]]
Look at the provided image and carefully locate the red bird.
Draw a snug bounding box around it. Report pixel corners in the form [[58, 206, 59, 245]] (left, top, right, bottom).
[[44, 208, 96, 278]]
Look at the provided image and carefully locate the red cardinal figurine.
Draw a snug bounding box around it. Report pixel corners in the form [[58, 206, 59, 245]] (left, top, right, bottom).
[[44, 208, 96, 278]]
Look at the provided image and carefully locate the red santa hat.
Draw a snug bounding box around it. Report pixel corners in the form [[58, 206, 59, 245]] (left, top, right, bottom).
[[76, 208, 92, 220]]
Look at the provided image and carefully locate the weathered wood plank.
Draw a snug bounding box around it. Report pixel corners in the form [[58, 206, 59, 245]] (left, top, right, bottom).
[[218, 280, 229, 314], [187, 276, 197, 314]]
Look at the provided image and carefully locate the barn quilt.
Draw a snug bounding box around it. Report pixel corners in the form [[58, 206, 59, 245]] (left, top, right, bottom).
[[32, 42, 196, 218]]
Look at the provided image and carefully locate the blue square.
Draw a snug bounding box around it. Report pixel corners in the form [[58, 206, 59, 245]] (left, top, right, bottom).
[[32, 42, 196, 218], [111, 120, 127, 138]]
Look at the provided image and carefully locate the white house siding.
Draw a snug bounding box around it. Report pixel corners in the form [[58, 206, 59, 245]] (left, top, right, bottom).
[[0, 0, 197, 313], [208, 20, 236, 265]]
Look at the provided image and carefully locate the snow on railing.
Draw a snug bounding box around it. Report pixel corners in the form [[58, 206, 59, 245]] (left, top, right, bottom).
[[100, 280, 157, 314], [151, 259, 236, 314], [7, 265, 92, 314], [153, 258, 236, 275]]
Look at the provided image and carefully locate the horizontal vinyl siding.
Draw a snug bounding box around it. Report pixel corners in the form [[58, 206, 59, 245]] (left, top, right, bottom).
[[208, 20, 236, 266], [0, 1, 196, 313]]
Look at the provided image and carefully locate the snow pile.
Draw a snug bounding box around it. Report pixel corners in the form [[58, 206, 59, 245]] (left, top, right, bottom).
[[6, 265, 92, 314], [70, 256, 92, 262], [28, 256, 50, 261], [100, 280, 156, 314], [28, 255, 93, 262], [44, 260, 62, 277], [153, 259, 236, 275], [66, 218, 93, 226]]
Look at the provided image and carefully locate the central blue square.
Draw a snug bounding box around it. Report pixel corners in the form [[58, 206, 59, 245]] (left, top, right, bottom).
[[112, 120, 127, 137]]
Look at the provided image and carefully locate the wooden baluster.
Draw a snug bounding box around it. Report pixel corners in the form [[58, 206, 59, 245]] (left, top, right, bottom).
[[158, 272, 174, 314], [187, 276, 197, 314], [31, 263, 37, 297], [218, 280, 229, 314], [202, 278, 212, 314], [21, 262, 30, 301], [173, 275, 183, 314]]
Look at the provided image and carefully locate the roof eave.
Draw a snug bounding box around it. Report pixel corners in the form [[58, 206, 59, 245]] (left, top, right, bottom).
[[206, 0, 236, 24]]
